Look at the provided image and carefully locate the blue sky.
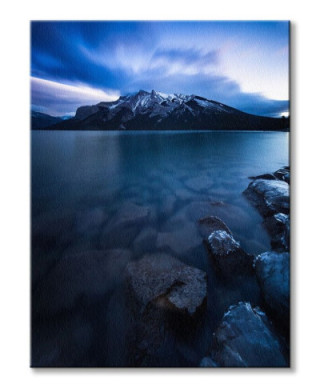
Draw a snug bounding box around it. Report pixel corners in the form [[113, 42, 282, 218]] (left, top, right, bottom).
[[31, 21, 289, 117]]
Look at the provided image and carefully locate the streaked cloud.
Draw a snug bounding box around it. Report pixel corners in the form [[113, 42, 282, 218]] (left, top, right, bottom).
[[31, 21, 289, 117], [31, 77, 119, 116]]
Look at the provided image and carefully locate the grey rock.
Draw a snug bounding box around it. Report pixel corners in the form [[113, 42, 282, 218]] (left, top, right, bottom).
[[206, 228, 253, 275], [243, 179, 289, 217], [125, 253, 207, 366], [126, 253, 207, 316], [254, 251, 289, 324], [274, 167, 290, 183], [35, 249, 131, 315], [211, 302, 287, 367]]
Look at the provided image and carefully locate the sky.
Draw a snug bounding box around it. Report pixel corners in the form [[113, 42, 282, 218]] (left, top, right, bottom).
[[31, 21, 289, 117]]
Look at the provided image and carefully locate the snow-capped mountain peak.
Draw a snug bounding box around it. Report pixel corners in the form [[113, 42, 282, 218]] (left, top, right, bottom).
[[49, 89, 288, 131]]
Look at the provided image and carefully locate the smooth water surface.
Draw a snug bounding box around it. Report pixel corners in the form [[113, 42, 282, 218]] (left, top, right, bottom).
[[32, 130, 289, 366]]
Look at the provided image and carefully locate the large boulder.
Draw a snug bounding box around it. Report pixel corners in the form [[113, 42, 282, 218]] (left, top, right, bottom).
[[125, 253, 207, 366], [34, 249, 132, 315], [126, 253, 207, 317], [205, 302, 287, 367], [243, 178, 289, 217], [254, 251, 289, 325], [249, 166, 290, 184]]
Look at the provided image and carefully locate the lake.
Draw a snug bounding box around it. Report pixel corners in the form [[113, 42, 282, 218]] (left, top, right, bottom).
[[31, 130, 289, 366]]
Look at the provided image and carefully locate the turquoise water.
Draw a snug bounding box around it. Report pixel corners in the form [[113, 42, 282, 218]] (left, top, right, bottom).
[[32, 130, 289, 366]]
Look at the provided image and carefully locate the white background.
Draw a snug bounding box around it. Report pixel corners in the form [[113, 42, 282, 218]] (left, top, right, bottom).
[[0, 0, 319, 386]]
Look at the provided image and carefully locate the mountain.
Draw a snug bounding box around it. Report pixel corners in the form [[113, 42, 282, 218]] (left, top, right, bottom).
[[44, 90, 289, 131], [31, 111, 64, 129]]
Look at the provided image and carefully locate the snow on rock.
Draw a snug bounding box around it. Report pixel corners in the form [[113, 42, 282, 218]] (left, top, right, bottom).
[[208, 230, 240, 255], [205, 225, 253, 275]]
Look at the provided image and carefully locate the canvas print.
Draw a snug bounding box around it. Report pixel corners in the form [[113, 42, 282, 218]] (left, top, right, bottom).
[[31, 21, 290, 367]]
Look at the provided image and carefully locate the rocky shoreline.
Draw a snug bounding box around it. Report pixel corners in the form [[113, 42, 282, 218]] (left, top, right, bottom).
[[32, 166, 290, 367], [199, 166, 290, 367]]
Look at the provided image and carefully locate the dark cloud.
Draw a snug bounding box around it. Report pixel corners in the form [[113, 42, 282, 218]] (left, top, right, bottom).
[[31, 22, 289, 117]]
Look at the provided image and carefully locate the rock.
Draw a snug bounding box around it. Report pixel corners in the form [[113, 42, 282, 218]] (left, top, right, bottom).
[[111, 202, 150, 228], [159, 195, 176, 218], [34, 249, 131, 315], [179, 201, 215, 223], [243, 179, 289, 217], [264, 213, 290, 250], [206, 227, 253, 275], [274, 167, 290, 183], [198, 216, 231, 239], [100, 202, 150, 248], [210, 302, 287, 367], [125, 253, 207, 366], [132, 227, 157, 256], [249, 173, 276, 180], [184, 176, 213, 192], [199, 357, 218, 367], [126, 253, 207, 317], [75, 207, 108, 234], [156, 221, 202, 256], [254, 251, 289, 325]]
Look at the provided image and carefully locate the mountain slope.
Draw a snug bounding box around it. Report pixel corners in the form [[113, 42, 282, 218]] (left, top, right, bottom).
[[46, 90, 289, 131], [31, 111, 64, 129]]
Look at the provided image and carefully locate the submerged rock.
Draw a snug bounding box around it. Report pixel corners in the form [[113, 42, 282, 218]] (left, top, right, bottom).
[[184, 176, 213, 192], [100, 202, 150, 248], [126, 253, 207, 317], [208, 302, 287, 367], [198, 215, 231, 239], [132, 226, 157, 256], [254, 251, 289, 325], [34, 249, 131, 315], [243, 178, 289, 217], [156, 221, 202, 256]]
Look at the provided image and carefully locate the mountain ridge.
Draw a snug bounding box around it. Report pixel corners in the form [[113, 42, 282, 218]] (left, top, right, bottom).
[[34, 90, 289, 131]]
